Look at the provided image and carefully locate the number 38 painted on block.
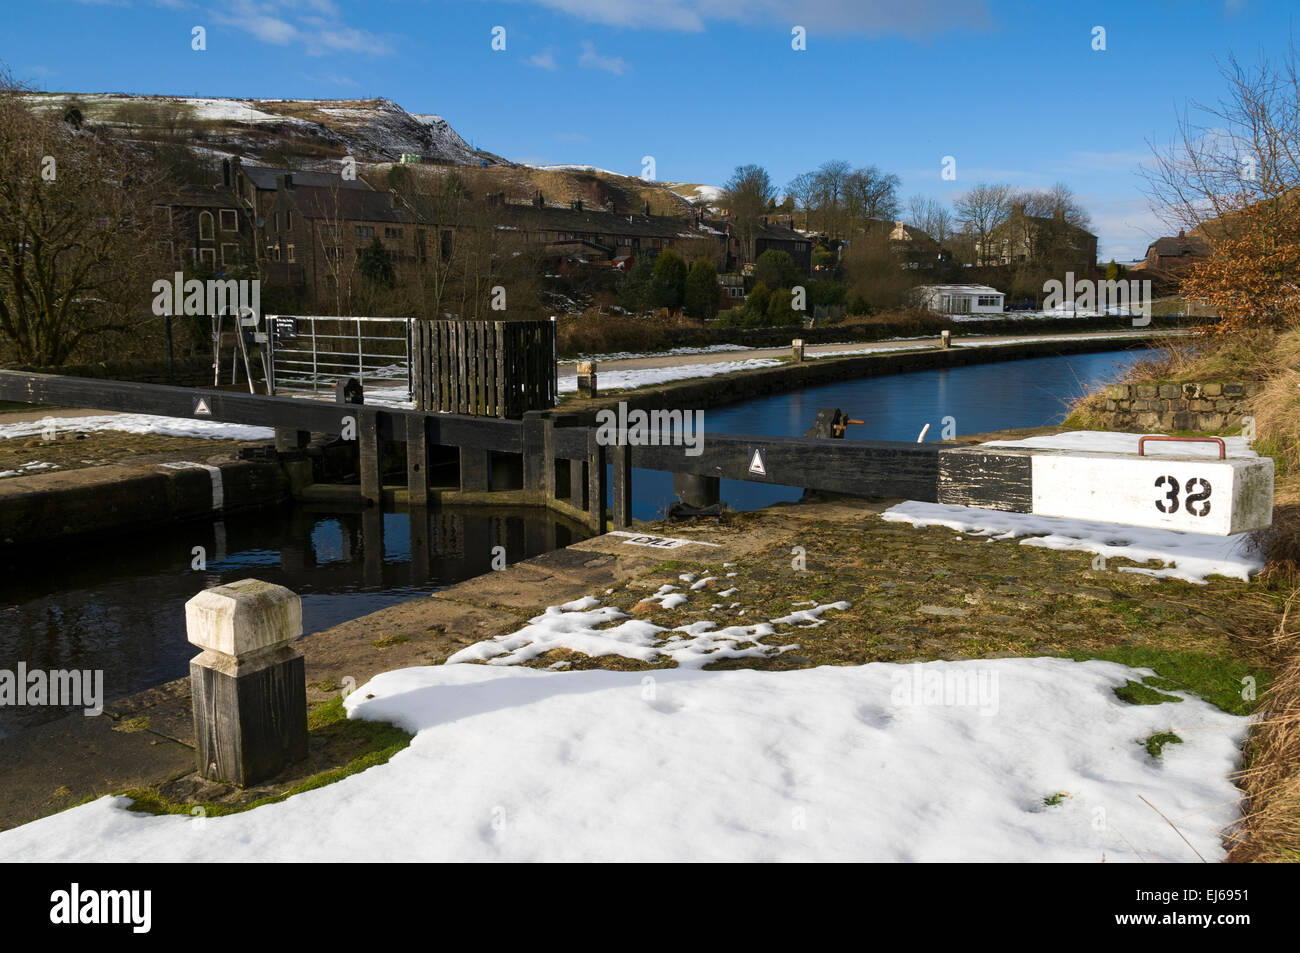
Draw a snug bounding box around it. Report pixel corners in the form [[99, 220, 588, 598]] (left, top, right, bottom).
[[1154, 475, 1212, 516]]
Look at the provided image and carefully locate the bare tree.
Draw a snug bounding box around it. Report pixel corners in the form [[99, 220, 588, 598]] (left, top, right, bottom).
[[723, 164, 776, 263], [954, 183, 1012, 264], [0, 70, 171, 365], [906, 194, 953, 241], [1143, 44, 1300, 330], [1143, 45, 1300, 236], [786, 171, 819, 231], [843, 165, 901, 230]]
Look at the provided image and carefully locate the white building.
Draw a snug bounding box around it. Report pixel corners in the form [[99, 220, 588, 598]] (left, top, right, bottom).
[[914, 284, 1004, 316]]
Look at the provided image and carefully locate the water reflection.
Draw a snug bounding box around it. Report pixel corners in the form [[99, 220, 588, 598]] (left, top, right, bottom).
[[0, 504, 588, 735]]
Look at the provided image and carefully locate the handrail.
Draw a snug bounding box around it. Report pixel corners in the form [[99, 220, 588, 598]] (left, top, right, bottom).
[[1137, 435, 1226, 460]]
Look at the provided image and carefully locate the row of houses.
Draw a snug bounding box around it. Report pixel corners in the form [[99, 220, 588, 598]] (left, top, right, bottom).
[[160, 158, 814, 304], [160, 158, 1109, 312]]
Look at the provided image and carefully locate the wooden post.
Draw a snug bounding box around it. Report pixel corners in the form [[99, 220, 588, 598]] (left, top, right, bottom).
[[405, 415, 429, 506], [941, 329, 951, 349], [522, 410, 547, 496], [358, 409, 382, 506], [791, 339, 805, 363], [459, 447, 491, 492], [586, 430, 606, 533], [673, 472, 721, 508], [186, 579, 308, 787], [274, 429, 310, 454], [611, 440, 632, 529], [577, 361, 597, 398], [569, 458, 586, 510]]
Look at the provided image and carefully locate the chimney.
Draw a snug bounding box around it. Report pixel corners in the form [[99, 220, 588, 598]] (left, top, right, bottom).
[[1054, 207, 1065, 222], [642, 201, 650, 216], [1177, 228, 1185, 238], [278, 172, 293, 191], [390, 189, 399, 209], [571, 199, 583, 212], [222, 159, 231, 188], [604, 199, 615, 213], [534, 190, 544, 208]]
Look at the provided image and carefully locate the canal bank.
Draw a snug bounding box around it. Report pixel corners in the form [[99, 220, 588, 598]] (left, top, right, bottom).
[[0, 483, 1284, 836]]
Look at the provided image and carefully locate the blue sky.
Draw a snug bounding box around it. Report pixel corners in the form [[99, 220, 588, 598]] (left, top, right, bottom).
[[3, 0, 1296, 259]]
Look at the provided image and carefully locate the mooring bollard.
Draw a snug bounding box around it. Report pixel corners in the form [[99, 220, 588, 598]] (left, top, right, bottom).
[[186, 579, 308, 787], [791, 339, 805, 362], [940, 329, 951, 349], [577, 361, 597, 398]]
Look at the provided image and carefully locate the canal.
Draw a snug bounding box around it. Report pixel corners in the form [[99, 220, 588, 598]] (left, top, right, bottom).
[[0, 347, 1142, 734]]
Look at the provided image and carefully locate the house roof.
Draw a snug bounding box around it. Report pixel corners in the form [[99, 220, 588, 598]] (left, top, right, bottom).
[[1146, 233, 1210, 258], [239, 165, 370, 192], [917, 284, 1003, 295]]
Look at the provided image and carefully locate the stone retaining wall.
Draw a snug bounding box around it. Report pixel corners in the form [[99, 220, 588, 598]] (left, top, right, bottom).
[[1100, 381, 1262, 432]]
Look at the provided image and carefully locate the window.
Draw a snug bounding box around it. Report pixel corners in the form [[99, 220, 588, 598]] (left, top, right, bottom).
[[322, 224, 340, 240], [286, 211, 293, 231], [355, 225, 375, 238], [221, 243, 237, 265], [270, 243, 281, 262], [287, 244, 296, 263], [153, 205, 172, 228], [199, 211, 214, 241], [977, 295, 999, 307], [273, 213, 280, 232], [325, 246, 342, 262], [219, 209, 237, 232], [384, 226, 403, 239], [199, 247, 216, 268]]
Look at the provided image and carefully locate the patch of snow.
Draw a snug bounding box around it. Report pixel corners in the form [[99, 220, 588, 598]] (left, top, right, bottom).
[[0, 414, 273, 442], [881, 501, 1261, 583], [557, 358, 783, 394], [0, 658, 1246, 862]]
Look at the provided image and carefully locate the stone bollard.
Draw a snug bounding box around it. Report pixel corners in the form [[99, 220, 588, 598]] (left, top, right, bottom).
[[186, 579, 308, 787], [577, 361, 598, 398], [791, 339, 805, 362], [940, 329, 951, 349]]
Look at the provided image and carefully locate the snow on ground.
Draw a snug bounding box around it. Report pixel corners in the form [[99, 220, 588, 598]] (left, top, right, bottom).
[[443, 592, 838, 668], [0, 461, 59, 479], [0, 414, 273, 442], [880, 432, 1263, 584], [557, 358, 783, 393], [559, 343, 753, 364], [0, 658, 1246, 862], [882, 501, 1261, 584]]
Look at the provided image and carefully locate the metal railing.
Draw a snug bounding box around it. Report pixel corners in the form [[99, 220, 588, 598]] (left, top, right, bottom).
[[266, 315, 413, 402]]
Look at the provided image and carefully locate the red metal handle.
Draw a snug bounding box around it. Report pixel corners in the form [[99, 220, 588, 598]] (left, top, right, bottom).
[[1138, 435, 1226, 459]]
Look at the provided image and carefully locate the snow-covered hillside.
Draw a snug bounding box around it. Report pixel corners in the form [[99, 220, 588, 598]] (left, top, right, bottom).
[[23, 93, 503, 167]]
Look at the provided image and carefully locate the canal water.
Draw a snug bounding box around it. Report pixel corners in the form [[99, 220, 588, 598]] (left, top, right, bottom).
[[622, 347, 1144, 520], [0, 347, 1141, 734]]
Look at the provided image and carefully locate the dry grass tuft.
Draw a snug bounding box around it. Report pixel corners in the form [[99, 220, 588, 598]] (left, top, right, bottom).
[[1228, 588, 1300, 862]]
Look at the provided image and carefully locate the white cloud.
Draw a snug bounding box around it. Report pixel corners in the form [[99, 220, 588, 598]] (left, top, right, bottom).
[[512, 0, 992, 36], [212, 1, 391, 56], [579, 40, 628, 75], [528, 49, 559, 70]]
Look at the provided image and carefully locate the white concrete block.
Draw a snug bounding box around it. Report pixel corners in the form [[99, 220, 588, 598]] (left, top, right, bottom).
[[185, 578, 303, 657], [1029, 452, 1273, 536]]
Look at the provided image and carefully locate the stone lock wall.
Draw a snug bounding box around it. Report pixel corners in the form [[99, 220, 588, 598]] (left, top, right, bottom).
[[1101, 381, 1261, 432]]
